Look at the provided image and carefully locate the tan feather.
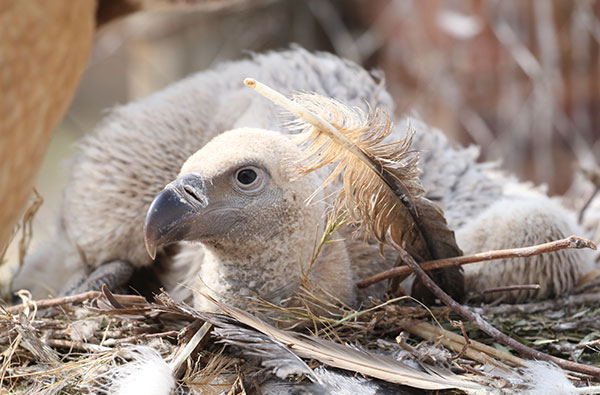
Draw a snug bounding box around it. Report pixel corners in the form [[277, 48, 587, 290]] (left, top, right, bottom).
[[203, 294, 482, 391], [244, 78, 464, 301]]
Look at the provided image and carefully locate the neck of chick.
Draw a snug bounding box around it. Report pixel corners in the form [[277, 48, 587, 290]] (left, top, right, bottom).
[[192, 196, 355, 312]]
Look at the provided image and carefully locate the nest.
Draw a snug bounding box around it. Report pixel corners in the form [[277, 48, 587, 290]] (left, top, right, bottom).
[[1, 275, 600, 394]]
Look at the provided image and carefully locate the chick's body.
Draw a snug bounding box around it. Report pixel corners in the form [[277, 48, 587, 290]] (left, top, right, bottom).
[[15, 48, 595, 306]]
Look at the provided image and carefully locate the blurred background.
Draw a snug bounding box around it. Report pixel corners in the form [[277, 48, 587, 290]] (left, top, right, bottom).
[[3, 0, 600, 276]]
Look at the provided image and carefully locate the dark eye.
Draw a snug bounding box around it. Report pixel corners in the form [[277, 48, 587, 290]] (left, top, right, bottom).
[[233, 166, 265, 193], [236, 168, 257, 185]]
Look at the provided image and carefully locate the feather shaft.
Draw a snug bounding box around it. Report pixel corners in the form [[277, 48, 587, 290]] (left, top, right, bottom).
[[168, 321, 212, 372], [203, 294, 482, 391], [243, 78, 406, 203]]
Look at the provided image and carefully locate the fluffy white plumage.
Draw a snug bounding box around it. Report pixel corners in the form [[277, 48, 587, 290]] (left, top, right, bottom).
[[109, 346, 175, 395], [490, 360, 587, 395], [520, 361, 578, 395]]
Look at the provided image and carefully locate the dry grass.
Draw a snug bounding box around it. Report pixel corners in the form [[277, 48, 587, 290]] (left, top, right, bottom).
[[1, 276, 600, 394]]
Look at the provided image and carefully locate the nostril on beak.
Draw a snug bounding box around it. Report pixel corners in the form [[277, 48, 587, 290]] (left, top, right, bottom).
[[172, 173, 207, 209], [183, 184, 204, 205]]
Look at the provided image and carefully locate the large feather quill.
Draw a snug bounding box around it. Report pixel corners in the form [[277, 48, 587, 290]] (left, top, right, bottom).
[[153, 293, 481, 391], [244, 78, 464, 302], [203, 294, 483, 391]]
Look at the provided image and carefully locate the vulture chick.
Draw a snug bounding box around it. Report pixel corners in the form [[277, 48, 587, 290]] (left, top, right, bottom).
[[14, 48, 596, 307], [144, 128, 356, 309]]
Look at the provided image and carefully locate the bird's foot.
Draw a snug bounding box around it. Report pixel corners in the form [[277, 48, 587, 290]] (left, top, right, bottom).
[[61, 260, 135, 296]]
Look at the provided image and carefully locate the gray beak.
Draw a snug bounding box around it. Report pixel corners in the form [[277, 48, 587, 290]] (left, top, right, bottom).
[[144, 173, 208, 259]]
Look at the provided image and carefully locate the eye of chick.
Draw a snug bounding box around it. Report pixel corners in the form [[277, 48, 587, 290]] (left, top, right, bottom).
[[236, 168, 257, 185]]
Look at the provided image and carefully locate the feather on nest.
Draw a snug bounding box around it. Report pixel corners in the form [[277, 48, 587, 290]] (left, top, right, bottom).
[[197, 294, 484, 391], [3, 287, 599, 393]]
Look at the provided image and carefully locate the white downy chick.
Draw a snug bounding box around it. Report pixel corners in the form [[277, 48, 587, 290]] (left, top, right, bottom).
[[144, 128, 355, 310]]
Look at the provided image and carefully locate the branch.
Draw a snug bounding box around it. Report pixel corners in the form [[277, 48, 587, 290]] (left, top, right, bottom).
[[358, 235, 596, 289], [4, 291, 146, 314], [385, 234, 600, 378], [473, 291, 600, 315], [464, 284, 541, 304], [579, 189, 599, 224], [578, 165, 600, 223], [405, 321, 525, 368], [44, 338, 111, 353]]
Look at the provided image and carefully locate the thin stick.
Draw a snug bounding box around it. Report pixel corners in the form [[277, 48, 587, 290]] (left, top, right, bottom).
[[551, 339, 600, 352], [358, 235, 596, 289], [4, 291, 101, 314], [386, 234, 600, 378], [412, 322, 525, 366], [4, 291, 146, 314], [474, 291, 600, 315], [579, 188, 599, 224], [45, 339, 111, 353], [100, 330, 180, 347], [450, 321, 471, 361], [464, 284, 541, 303], [480, 284, 541, 294], [406, 322, 522, 369], [578, 165, 600, 224], [575, 387, 600, 394], [169, 321, 212, 373]]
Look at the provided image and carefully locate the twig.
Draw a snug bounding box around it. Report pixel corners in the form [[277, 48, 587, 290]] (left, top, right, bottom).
[[464, 284, 541, 303], [414, 321, 525, 365], [386, 234, 600, 378], [370, 319, 427, 336], [358, 235, 597, 289], [4, 291, 146, 314], [4, 291, 101, 314], [169, 321, 212, 374], [486, 294, 508, 307], [45, 339, 111, 353], [551, 339, 600, 353], [405, 322, 519, 369], [579, 189, 599, 224], [572, 339, 600, 350], [17, 189, 43, 269], [551, 319, 599, 332], [0, 333, 22, 384], [101, 330, 180, 346], [450, 321, 471, 361], [481, 284, 541, 294], [473, 292, 600, 315], [579, 164, 600, 219]]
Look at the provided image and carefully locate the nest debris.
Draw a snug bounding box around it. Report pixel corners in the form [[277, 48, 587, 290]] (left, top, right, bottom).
[[0, 275, 600, 394]]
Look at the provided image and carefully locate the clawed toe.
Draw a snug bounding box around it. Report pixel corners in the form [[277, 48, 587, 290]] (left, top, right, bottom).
[[61, 260, 135, 296]]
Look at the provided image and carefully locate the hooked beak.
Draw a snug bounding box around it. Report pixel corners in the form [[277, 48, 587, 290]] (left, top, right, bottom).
[[144, 173, 208, 259]]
